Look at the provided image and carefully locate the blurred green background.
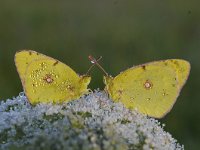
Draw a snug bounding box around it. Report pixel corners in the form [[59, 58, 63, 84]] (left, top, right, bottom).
[[0, 0, 199, 149]]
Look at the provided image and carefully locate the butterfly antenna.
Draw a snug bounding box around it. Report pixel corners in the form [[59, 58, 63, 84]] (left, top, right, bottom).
[[86, 64, 95, 75], [88, 55, 108, 76], [86, 56, 103, 75]]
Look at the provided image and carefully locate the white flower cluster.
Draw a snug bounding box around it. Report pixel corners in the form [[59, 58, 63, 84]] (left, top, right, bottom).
[[0, 91, 184, 150]]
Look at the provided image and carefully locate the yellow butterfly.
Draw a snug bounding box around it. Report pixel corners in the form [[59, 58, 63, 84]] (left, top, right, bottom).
[[89, 56, 190, 118], [15, 50, 91, 104]]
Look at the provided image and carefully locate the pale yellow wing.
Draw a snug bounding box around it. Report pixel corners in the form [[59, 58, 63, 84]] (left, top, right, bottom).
[[15, 50, 91, 104], [104, 59, 190, 118], [15, 50, 48, 83]]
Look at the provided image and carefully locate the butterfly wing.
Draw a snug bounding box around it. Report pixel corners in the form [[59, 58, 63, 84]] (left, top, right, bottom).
[[15, 50, 91, 104], [104, 59, 190, 118], [15, 50, 48, 83]]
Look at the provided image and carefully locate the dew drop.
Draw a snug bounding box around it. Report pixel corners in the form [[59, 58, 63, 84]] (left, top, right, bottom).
[[146, 98, 151, 101], [19, 92, 25, 97], [33, 82, 38, 87], [162, 89, 168, 96], [67, 85, 71, 89], [130, 97, 134, 102]]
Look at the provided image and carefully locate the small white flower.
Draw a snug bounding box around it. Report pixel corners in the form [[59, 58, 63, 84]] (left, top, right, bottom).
[[0, 91, 183, 150]]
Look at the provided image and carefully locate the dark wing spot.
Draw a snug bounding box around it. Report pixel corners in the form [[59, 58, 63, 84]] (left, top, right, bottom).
[[36, 52, 39, 55], [53, 61, 59, 66], [173, 60, 179, 66], [142, 65, 146, 70], [29, 52, 32, 55], [117, 90, 123, 95], [164, 62, 168, 66]]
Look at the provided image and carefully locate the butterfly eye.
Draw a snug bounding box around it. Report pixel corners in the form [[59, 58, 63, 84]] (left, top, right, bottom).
[[88, 55, 103, 64], [88, 55, 98, 64]]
